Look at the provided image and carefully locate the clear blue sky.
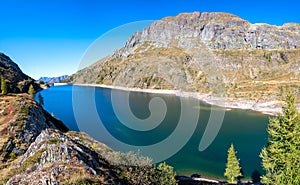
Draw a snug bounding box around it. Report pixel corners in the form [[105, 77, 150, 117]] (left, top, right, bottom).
[[0, 0, 299, 79]]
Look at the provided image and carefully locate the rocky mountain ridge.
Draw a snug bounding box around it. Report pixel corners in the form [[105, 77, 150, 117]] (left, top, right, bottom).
[[68, 12, 300, 104], [120, 12, 299, 53], [0, 94, 69, 183], [0, 53, 41, 93]]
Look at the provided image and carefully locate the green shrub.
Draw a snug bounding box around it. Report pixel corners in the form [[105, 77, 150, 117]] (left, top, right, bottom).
[[20, 148, 47, 172], [19, 104, 30, 115], [1, 79, 8, 95], [14, 117, 24, 127], [47, 138, 62, 145], [9, 152, 17, 160]]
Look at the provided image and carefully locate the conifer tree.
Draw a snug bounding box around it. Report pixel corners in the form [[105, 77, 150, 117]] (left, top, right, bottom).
[[1, 78, 8, 95], [260, 91, 300, 185], [224, 144, 242, 184], [38, 93, 44, 107], [28, 84, 35, 98], [156, 162, 177, 185]]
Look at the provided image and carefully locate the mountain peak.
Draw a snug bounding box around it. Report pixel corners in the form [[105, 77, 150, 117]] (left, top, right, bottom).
[[121, 11, 299, 51], [69, 12, 300, 104], [39, 75, 70, 84], [162, 12, 244, 23]]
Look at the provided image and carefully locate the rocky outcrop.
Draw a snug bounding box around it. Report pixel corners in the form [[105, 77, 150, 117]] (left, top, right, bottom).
[[0, 94, 68, 163], [2, 122, 169, 184], [6, 129, 124, 185], [0, 94, 70, 184], [69, 12, 300, 103]]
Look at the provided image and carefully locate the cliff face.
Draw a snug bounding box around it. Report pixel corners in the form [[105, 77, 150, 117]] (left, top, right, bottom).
[[122, 12, 299, 51], [69, 12, 300, 102]]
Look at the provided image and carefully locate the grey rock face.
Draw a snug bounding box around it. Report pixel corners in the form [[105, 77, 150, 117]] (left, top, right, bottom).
[[69, 12, 300, 102], [123, 12, 300, 50], [6, 129, 116, 185], [6, 128, 154, 185]]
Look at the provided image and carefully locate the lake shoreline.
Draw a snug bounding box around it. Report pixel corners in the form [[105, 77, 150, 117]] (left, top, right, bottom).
[[73, 83, 293, 116], [47, 84, 267, 183]]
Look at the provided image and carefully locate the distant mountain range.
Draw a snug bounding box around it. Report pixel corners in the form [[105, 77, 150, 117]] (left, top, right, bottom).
[[39, 75, 69, 83], [68, 12, 300, 103]]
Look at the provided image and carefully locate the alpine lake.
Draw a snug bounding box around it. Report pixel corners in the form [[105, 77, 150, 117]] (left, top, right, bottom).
[[37, 85, 269, 180]]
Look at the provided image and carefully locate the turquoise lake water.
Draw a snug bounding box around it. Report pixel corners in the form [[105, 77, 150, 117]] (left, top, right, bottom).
[[38, 85, 269, 180]]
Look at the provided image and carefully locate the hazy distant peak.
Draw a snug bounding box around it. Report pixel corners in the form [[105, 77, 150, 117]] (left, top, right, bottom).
[[39, 75, 70, 83]]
